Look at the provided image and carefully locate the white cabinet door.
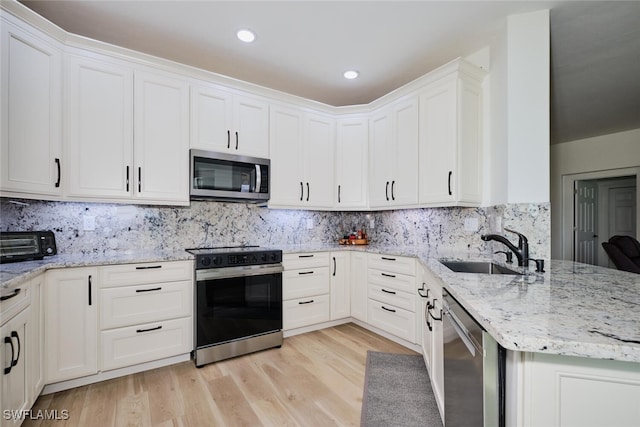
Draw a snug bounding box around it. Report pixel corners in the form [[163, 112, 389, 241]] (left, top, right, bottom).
[[391, 97, 419, 206], [335, 117, 368, 208], [303, 113, 335, 207], [28, 275, 44, 405], [1, 307, 30, 427], [418, 73, 483, 206], [369, 110, 393, 207], [233, 94, 269, 158], [190, 84, 233, 153], [65, 54, 134, 199], [349, 251, 368, 322], [0, 17, 62, 196], [45, 267, 98, 383], [134, 70, 189, 204], [330, 252, 350, 320], [369, 97, 419, 208], [269, 105, 305, 206]]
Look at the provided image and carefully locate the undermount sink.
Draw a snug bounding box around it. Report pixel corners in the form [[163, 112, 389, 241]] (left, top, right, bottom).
[[440, 261, 523, 275]]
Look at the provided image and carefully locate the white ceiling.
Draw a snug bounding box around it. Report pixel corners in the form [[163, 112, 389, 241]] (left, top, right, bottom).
[[17, 0, 640, 144]]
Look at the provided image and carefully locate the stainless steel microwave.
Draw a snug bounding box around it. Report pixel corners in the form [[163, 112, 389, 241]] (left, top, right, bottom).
[[190, 149, 270, 202]]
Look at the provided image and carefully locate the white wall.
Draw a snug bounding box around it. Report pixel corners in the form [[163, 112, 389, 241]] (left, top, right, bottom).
[[550, 128, 640, 258], [487, 10, 550, 206]]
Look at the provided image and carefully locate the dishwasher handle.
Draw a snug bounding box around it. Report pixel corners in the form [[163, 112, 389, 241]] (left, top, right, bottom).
[[444, 308, 482, 357]]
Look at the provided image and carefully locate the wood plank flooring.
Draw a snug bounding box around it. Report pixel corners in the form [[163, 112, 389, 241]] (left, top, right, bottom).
[[25, 324, 418, 427]]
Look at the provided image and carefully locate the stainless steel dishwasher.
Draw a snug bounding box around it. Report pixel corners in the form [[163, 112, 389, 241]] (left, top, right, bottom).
[[443, 288, 505, 427]]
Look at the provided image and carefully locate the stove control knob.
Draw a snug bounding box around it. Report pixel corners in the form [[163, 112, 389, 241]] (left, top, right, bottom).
[[270, 253, 278, 261], [261, 253, 268, 262], [200, 256, 212, 267], [213, 256, 223, 266]]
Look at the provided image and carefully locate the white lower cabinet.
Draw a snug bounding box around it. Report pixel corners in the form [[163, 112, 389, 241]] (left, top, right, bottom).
[[28, 274, 45, 404], [1, 306, 30, 427], [350, 251, 368, 322], [282, 252, 331, 330], [330, 252, 350, 320], [366, 253, 417, 343], [99, 261, 193, 372], [101, 317, 192, 371], [518, 352, 640, 427], [45, 267, 98, 384]]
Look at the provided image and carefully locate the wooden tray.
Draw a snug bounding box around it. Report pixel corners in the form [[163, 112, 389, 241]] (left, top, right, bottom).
[[339, 239, 369, 245]]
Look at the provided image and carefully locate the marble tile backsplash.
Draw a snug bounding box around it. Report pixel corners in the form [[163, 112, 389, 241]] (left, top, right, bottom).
[[0, 198, 550, 261]]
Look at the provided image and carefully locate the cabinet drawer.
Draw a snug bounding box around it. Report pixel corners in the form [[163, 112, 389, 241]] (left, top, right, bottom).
[[283, 294, 330, 330], [100, 280, 192, 329], [283, 267, 330, 300], [368, 268, 415, 294], [0, 282, 30, 326], [100, 261, 192, 287], [101, 316, 192, 371], [368, 284, 415, 312], [283, 252, 330, 270], [367, 300, 416, 343], [367, 254, 415, 276]]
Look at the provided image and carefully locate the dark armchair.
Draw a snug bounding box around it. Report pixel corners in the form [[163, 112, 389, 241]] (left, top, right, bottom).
[[602, 235, 640, 274]]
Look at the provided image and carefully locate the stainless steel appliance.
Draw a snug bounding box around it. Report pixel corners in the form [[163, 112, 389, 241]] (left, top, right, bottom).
[[443, 288, 505, 427], [0, 230, 57, 263], [188, 246, 283, 367], [190, 149, 270, 202]]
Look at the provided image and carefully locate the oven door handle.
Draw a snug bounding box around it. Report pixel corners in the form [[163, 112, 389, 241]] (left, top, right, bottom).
[[196, 264, 284, 281]]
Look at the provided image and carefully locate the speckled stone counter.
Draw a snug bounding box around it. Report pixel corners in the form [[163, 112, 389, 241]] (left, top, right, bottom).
[[2, 244, 639, 363]]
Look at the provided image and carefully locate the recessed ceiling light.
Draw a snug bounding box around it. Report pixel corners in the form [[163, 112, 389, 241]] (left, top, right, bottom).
[[343, 70, 359, 80], [237, 29, 256, 43]]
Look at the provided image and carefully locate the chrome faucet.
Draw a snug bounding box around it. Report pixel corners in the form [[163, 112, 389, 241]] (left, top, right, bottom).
[[481, 228, 545, 272], [481, 228, 529, 267]]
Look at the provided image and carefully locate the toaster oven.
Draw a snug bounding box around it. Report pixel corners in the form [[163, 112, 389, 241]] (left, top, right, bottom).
[[0, 231, 57, 263]]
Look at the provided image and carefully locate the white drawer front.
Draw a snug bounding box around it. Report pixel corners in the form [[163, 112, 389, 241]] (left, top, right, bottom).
[[101, 316, 192, 371], [368, 268, 415, 294], [283, 294, 330, 330], [100, 260, 193, 287], [367, 254, 415, 276], [367, 300, 416, 343], [100, 280, 192, 329], [283, 252, 330, 270], [283, 267, 330, 300], [368, 284, 415, 312], [0, 282, 30, 326]]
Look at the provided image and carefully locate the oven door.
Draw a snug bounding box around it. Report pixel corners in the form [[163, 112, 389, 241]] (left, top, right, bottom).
[[195, 264, 282, 349]]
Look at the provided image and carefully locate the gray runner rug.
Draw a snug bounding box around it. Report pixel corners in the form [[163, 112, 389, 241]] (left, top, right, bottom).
[[360, 351, 443, 427]]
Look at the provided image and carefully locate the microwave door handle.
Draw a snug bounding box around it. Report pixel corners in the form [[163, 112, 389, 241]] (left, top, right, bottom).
[[255, 165, 261, 193]]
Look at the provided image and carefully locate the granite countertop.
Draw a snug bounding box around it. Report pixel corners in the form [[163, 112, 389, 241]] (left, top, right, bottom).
[[2, 244, 639, 363]]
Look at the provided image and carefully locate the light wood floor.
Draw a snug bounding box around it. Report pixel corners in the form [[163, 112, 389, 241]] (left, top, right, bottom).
[[26, 324, 418, 427]]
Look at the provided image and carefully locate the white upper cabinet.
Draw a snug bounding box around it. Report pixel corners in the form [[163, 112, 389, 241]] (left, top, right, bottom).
[[190, 84, 269, 158], [335, 117, 368, 209], [269, 105, 335, 209], [134, 69, 189, 204], [369, 96, 419, 208], [418, 68, 484, 206], [0, 15, 62, 196], [65, 53, 134, 199]]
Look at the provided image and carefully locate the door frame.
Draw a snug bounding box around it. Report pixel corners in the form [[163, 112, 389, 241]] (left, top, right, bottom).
[[561, 167, 640, 261]]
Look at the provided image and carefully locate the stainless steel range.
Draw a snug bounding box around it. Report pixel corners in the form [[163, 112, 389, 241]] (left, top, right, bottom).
[[187, 246, 283, 367]]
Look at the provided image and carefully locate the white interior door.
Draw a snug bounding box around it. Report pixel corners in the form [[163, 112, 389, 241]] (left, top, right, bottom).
[[575, 180, 598, 264]]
